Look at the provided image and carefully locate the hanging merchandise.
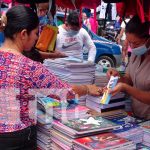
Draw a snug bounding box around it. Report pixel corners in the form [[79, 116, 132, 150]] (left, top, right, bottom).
[[99, 0, 107, 19], [99, 0, 117, 21], [56, 0, 101, 9], [102, 0, 150, 22], [111, 3, 117, 20]]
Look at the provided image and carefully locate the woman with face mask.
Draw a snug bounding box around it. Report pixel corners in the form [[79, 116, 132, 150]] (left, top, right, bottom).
[[106, 15, 150, 120]]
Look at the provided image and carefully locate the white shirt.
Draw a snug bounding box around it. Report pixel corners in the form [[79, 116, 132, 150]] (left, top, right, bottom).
[[120, 18, 130, 40], [56, 25, 96, 62]]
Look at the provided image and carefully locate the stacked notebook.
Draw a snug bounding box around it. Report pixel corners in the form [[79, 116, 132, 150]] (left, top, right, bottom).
[[109, 116, 144, 144], [51, 129, 73, 150], [52, 116, 119, 138], [53, 104, 90, 120], [37, 109, 53, 150], [139, 120, 150, 147], [89, 109, 128, 120], [73, 132, 136, 150], [37, 96, 90, 121], [43, 57, 95, 85], [43, 57, 96, 105], [86, 93, 125, 113], [50, 116, 120, 149]]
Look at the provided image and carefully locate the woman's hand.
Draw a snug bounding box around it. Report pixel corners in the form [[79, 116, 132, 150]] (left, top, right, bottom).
[[86, 85, 103, 96], [72, 85, 103, 97], [106, 68, 120, 78], [109, 82, 126, 96]]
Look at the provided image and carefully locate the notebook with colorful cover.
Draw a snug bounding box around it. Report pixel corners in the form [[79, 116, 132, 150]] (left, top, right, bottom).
[[108, 116, 140, 133], [38, 97, 60, 108], [73, 132, 135, 150], [100, 76, 119, 104], [53, 104, 90, 120], [54, 104, 89, 114], [53, 116, 119, 135], [139, 120, 150, 131]]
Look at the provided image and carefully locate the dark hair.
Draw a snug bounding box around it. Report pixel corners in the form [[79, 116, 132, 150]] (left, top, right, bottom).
[[4, 5, 39, 39], [67, 11, 80, 27], [125, 15, 150, 39]]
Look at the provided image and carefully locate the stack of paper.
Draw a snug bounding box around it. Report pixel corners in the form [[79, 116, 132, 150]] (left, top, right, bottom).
[[43, 57, 96, 105], [43, 57, 95, 85], [94, 71, 109, 87]]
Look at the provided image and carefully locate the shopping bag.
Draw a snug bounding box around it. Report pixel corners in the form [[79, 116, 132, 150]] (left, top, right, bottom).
[[47, 25, 58, 52], [36, 25, 54, 51]]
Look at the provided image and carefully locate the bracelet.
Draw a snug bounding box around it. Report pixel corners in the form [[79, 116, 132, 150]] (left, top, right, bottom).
[[83, 85, 89, 95]]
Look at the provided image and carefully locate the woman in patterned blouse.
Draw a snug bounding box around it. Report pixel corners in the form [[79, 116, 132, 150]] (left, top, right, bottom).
[[0, 5, 102, 149]]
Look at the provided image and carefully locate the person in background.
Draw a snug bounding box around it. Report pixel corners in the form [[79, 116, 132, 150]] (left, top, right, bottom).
[[36, 2, 51, 30], [82, 12, 91, 30], [0, 5, 102, 149], [116, 17, 130, 46], [23, 2, 66, 62], [89, 10, 98, 34], [116, 16, 132, 64], [107, 15, 150, 120], [114, 15, 121, 30], [56, 11, 96, 63], [82, 10, 98, 34], [121, 39, 132, 64]]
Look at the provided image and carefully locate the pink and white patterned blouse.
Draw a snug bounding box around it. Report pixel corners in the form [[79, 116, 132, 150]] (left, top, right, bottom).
[[0, 51, 74, 133]]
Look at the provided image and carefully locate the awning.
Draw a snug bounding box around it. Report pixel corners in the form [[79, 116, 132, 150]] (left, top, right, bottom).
[[14, 0, 150, 22]]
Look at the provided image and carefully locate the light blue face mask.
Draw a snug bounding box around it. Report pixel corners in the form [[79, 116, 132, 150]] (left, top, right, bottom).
[[132, 44, 148, 56], [68, 29, 79, 35]]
